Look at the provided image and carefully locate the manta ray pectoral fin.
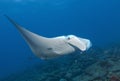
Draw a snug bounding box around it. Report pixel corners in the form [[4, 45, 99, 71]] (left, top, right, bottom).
[[4, 15, 34, 38], [4, 15, 22, 30], [5, 15, 38, 54], [5, 15, 48, 58]]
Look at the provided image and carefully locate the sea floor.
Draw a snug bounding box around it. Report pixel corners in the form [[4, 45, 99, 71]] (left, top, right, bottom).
[[1, 44, 120, 81]]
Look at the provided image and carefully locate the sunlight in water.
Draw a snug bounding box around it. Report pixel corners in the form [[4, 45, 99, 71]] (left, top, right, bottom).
[[15, 0, 22, 2], [14, 0, 35, 3]]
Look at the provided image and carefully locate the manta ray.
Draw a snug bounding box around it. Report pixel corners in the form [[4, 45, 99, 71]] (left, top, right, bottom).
[[5, 15, 92, 59]]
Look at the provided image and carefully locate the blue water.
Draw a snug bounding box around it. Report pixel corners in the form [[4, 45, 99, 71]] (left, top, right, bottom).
[[0, 0, 120, 79]]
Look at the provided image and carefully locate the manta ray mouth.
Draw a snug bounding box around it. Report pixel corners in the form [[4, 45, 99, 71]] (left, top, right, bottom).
[[68, 42, 81, 51]]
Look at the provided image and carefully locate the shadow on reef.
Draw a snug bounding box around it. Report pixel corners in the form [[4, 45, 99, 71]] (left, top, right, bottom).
[[1, 44, 120, 81]]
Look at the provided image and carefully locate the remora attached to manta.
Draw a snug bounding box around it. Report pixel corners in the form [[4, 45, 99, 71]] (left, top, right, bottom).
[[5, 15, 92, 59]]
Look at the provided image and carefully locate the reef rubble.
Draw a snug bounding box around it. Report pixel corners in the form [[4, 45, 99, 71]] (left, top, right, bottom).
[[1, 44, 120, 81]]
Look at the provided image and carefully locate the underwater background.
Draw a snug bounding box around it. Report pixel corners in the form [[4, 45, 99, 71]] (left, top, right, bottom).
[[0, 0, 120, 81]]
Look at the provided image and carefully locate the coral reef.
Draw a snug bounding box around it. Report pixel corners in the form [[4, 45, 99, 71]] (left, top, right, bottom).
[[1, 44, 120, 81]]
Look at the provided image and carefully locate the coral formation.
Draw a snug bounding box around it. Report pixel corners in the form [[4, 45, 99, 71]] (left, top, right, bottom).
[[1, 44, 120, 81]]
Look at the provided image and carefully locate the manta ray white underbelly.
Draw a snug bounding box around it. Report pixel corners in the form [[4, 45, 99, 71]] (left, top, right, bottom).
[[5, 15, 92, 59]]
